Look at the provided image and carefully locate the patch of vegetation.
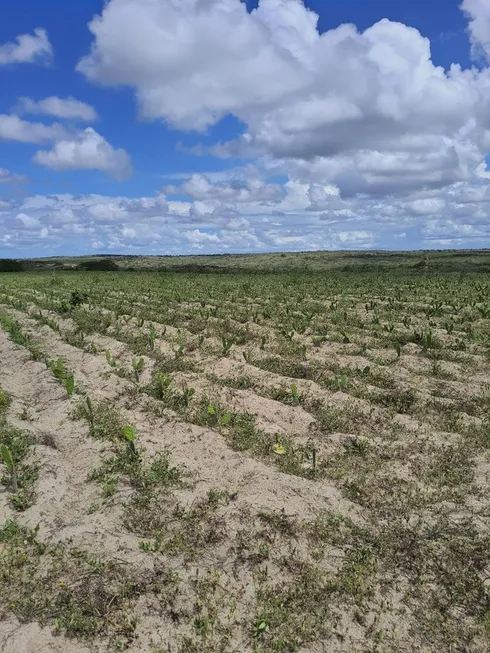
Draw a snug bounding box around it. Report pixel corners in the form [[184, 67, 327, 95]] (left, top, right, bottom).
[[75, 397, 125, 440], [2, 252, 490, 652], [0, 519, 162, 645], [0, 389, 37, 510]]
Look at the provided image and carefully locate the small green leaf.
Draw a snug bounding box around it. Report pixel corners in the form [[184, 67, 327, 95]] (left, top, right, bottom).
[[273, 443, 286, 455], [65, 375, 75, 396], [123, 425, 136, 442], [0, 444, 14, 472]]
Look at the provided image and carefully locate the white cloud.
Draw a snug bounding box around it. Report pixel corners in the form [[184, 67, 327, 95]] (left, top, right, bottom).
[[17, 96, 97, 121], [16, 213, 41, 229], [33, 127, 132, 180], [462, 0, 490, 61], [3, 1, 490, 256], [409, 198, 446, 215], [77, 0, 490, 199], [0, 168, 26, 184], [0, 114, 68, 143], [2, 167, 490, 257], [0, 28, 52, 66], [173, 167, 283, 202]]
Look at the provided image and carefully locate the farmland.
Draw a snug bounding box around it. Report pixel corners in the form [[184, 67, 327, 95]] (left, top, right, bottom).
[[1, 250, 490, 652]]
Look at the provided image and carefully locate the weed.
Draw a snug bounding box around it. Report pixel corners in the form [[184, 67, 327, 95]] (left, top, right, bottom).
[[75, 399, 124, 441]]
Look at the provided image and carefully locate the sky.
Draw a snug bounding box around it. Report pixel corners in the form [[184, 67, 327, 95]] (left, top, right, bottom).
[[1, 0, 490, 257]]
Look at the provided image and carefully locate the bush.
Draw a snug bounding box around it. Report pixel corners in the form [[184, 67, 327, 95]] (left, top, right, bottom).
[[0, 259, 23, 273], [78, 259, 119, 271]]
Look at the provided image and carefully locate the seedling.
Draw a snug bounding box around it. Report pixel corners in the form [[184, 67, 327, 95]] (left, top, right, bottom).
[[243, 350, 253, 364], [273, 435, 286, 455], [290, 384, 301, 406], [65, 374, 75, 397], [310, 445, 317, 473], [0, 444, 18, 493], [413, 329, 439, 351], [105, 349, 117, 368], [132, 357, 145, 383], [181, 385, 195, 407], [253, 620, 269, 638], [0, 388, 9, 411], [122, 425, 137, 457], [340, 331, 350, 344], [81, 396, 95, 434], [477, 305, 490, 318], [221, 337, 233, 356], [48, 358, 68, 382], [334, 375, 349, 391], [206, 402, 231, 426], [155, 373, 172, 399], [148, 323, 157, 351], [175, 345, 184, 359], [444, 321, 454, 334]]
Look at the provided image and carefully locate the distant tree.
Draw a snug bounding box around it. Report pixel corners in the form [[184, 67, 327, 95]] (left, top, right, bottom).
[[0, 259, 23, 272], [78, 259, 120, 271]]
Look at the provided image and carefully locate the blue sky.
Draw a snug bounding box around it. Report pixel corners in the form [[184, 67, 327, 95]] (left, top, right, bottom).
[[1, 0, 490, 256]]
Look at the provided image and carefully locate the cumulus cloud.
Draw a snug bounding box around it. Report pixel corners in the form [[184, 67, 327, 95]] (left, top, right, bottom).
[[33, 127, 132, 180], [462, 0, 490, 61], [0, 114, 68, 143], [0, 28, 53, 66], [3, 167, 490, 257], [77, 0, 490, 198], [3, 0, 490, 256], [17, 96, 97, 121], [166, 166, 283, 203], [409, 198, 446, 215]]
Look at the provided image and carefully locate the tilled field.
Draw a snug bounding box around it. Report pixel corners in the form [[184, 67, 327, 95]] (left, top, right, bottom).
[[0, 267, 490, 652]]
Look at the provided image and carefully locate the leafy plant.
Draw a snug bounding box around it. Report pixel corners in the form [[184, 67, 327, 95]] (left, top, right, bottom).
[[175, 345, 184, 359], [80, 396, 95, 434], [0, 444, 18, 493], [148, 323, 157, 351], [333, 375, 349, 391], [221, 337, 233, 356], [122, 425, 138, 457], [340, 330, 350, 344], [65, 374, 75, 397], [154, 372, 172, 399], [69, 291, 88, 309], [181, 386, 195, 408], [105, 349, 117, 368], [131, 357, 145, 382]]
